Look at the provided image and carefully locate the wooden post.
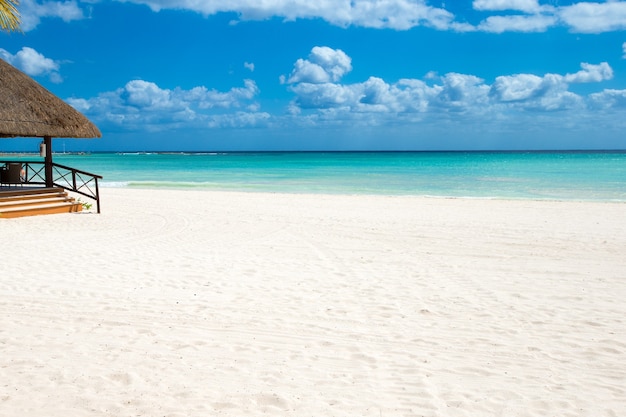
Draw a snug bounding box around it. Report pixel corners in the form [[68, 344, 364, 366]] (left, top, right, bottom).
[[44, 136, 53, 188]]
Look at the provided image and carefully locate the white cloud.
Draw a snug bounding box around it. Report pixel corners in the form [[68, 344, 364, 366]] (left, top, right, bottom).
[[124, 80, 173, 109], [335, 0, 454, 30], [434, 73, 490, 110], [289, 82, 361, 109], [623, 42, 626, 59], [360, 77, 393, 106], [182, 79, 260, 108], [490, 73, 544, 101], [473, 1, 626, 34], [285, 49, 612, 120], [391, 79, 433, 112], [489, 72, 583, 110], [477, 14, 557, 33], [244, 62, 255, 72], [286, 47, 352, 84], [473, 0, 542, 13], [564, 62, 613, 83], [559, 2, 626, 33], [0, 47, 62, 82], [289, 71, 488, 114], [69, 79, 267, 129], [287, 60, 332, 84], [20, 0, 87, 31], [116, 0, 455, 30], [589, 89, 626, 109]]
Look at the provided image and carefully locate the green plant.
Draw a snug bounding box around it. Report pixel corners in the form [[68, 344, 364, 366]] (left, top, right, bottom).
[[77, 198, 92, 210]]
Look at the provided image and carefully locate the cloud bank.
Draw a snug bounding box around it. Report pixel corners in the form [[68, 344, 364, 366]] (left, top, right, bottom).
[[474, 1, 626, 33], [69, 79, 269, 130], [70, 47, 624, 133], [282, 48, 620, 120], [117, 0, 455, 30], [16, 0, 626, 33], [114, 0, 626, 33]]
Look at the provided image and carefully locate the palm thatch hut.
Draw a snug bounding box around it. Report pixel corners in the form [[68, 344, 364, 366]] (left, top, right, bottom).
[[0, 58, 101, 187]]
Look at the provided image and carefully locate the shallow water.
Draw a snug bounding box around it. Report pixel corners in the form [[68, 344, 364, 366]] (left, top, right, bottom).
[[15, 151, 626, 201]]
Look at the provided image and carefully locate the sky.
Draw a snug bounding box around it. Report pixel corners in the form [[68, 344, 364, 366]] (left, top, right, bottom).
[[1, 0, 626, 152]]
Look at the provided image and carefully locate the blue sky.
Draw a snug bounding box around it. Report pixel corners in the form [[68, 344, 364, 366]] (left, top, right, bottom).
[[1, 0, 626, 151]]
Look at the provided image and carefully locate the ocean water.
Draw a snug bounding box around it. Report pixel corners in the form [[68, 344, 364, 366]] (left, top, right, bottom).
[[32, 151, 626, 201]]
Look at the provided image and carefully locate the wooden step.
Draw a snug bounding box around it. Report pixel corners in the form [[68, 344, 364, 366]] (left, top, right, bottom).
[[0, 187, 83, 218], [0, 195, 77, 210], [0, 201, 82, 218], [0, 191, 67, 203], [0, 187, 65, 198]]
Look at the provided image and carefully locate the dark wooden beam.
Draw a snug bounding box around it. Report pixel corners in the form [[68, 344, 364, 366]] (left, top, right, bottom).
[[44, 136, 53, 187]]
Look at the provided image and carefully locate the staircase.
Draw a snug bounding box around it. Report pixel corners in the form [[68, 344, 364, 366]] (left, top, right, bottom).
[[0, 187, 83, 218]]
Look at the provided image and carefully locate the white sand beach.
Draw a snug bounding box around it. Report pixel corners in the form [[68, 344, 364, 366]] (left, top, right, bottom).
[[1, 188, 625, 416]]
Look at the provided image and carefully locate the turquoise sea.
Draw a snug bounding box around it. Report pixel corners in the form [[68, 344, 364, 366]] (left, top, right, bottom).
[[25, 151, 626, 201]]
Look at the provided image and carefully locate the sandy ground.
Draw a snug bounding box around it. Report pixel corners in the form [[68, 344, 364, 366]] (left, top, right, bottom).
[[1, 188, 625, 416]]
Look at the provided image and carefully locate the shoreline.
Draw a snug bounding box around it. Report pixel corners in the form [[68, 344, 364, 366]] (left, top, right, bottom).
[[2, 188, 625, 416], [3, 149, 626, 155], [101, 184, 626, 203]]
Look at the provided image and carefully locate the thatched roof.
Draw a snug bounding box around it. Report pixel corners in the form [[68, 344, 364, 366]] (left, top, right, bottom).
[[0, 58, 101, 139]]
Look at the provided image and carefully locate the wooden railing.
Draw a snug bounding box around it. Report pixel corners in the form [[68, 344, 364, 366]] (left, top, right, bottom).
[[1, 160, 102, 213]]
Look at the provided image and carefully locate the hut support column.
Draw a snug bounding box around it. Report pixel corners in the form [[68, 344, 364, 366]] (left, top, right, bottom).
[[44, 136, 53, 188]]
